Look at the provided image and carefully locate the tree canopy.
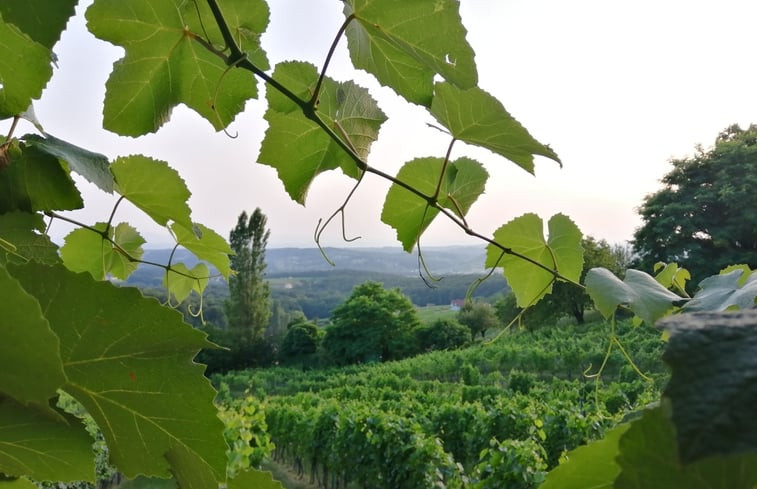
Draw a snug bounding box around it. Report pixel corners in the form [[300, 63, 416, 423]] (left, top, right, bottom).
[[633, 124, 757, 283]]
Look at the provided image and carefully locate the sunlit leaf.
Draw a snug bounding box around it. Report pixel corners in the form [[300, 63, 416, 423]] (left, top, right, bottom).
[[654, 262, 691, 295], [86, 0, 267, 135], [163, 263, 209, 304], [0, 264, 64, 407], [430, 82, 560, 172], [0, 0, 77, 49], [485, 213, 582, 307], [0, 397, 95, 482], [171, 222, 232, 279], [659, 309, 757, 465], [60, 222, 145, 281], [0, 14, 52, 117], [683, 269, 756, 312], [0, 140, 83, 213], [585, 268, 682, 325], [7, 262, 227, 481], [0, 211, 59, 265], [259, 62, 385, 203], [343, 0, 476, 106], [381, 157, 487, 251], [111, 155, 192, 230], [24, 133, 114, 193], [0, 478, 38, 489]]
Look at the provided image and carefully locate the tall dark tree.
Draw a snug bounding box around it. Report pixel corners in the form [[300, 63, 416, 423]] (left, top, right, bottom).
[[633, 124, 757, 283], [226, 208, 271, 341]]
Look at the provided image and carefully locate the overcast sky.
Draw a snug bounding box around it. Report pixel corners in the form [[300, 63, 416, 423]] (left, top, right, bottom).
[[5, 0, 757, 250]]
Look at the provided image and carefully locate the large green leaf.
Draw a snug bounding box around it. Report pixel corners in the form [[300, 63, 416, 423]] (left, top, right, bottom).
[[163, 263, 209, 304], [227, 469, 284, 489], [23, 133, 114, 193], [0, 397, 95, 482], [539, 422, 629, 489], [485, 213, 583, 307], [259, 62, 386, 203], [60, 222, 145, 281], [0, 141, 83, 213], [585, 268, 683, 325], [0, 264, 64, 407], [0, 13, 52, 117], [682, 268, 757, 312], [659, 310, 757, 464], [381, 157, 488, 251], [0, 478, 38, 489], [615, 404, 757, 489], [0, 0, 77, 49], [111, 155, 193, 230], [430, 82, 560, 173], [343, 0, 476, 106], [86, 0, 267, 135], [171, 222, 232, 279], [0, 212, 59, 265], [7, 262, 228, 481]]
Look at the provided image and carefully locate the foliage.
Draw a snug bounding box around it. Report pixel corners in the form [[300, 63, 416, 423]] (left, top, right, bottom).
[[457, 300, 500, 338], [279, 318, 323, 367], [414, 318, 471, 352], [217, 396, 274, 477], [226, 209, 271, 342], [633, 124, 757, 283]]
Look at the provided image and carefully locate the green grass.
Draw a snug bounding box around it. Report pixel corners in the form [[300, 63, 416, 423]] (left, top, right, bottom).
[[415, 304, 458, 324]]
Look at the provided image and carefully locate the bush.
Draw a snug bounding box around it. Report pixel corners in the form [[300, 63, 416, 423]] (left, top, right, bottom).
[[415, 318, 471, 352]]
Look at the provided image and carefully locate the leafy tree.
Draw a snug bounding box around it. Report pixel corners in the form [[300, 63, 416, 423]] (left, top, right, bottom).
[[279, 318, 322, 367], [633, 124, 757, 282], [414, 318, 471, 352], [226, 209, 271, 341], [457, 300, 499, 338], [322, 281, 420, 365]]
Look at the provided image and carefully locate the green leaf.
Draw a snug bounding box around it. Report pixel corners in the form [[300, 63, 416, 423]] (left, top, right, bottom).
[[0, 141, 83, 213], [60, 222, 145, 281], [0, 0, 77, 49], [171, 222, 232, 279], [0, 212, 59, 265], [539, 422, 630, 489], [166, 443, 218, 489], [654, 262, 691, 295], [485, 213, 583, 307], [430, 82, 560, 172], [85, 0, 266, 135], [682, 269, 757, 312], [0, 396, 95, 482], [0, 478, 38, 489], [585, 268, 682, 325], [381, 157, 488, 251], [259, 62, 386, 202], [163, 263, 209, 304], [227, 469, 284, 489], [343, 0, 477, 106], [118, 477, 176, 489], [0, 264, 64, 407], [6, 262, 227, 481], [23, 133, 114, 193], [0, 14, 52, 117], [111, 155, 192, 230], [658, 310, 757, 464], [615, 404, 757, 489]]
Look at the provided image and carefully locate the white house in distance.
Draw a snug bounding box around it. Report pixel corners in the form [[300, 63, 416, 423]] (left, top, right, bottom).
[[449, 299, 466, 311]]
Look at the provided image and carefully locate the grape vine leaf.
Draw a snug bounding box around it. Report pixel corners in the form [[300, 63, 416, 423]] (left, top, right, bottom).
[[227, 469, 284, 489], [654, 262, 691, 295], [0, 212, 59, 265], [60, 222, 145, 281], [381, 157, 488, 251], [0, 478, 38, 489], [259, 62, 386, 203], [0, 0, 77, 49], [658, 310, 757, 465], [682, 268, 757, 312], [539, 422, 630, 489], [86, 0, 267, 136], [171, 222, 232, 279], [0, 264, 64, 407], [163, 263, 209, 304], [6, 262, 228, 481], [485, 213, 583, 307], [24, 133, 114, 193], [615, 403, 757, 488], [0, 141, 83, 213], [0, 397, 95, 482], [585, 268, 683, 326], [430, 82, 560, 173], [0, 13, 52, 117], [343, 0, 477, 106], [111, 155, 193, 230]]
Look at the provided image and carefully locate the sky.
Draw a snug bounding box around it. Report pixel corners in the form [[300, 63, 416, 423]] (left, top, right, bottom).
[[5, 0, 757, 251]]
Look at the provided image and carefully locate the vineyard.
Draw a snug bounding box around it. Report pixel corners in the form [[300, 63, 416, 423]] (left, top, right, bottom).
[[214, 320, 665, 489]]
